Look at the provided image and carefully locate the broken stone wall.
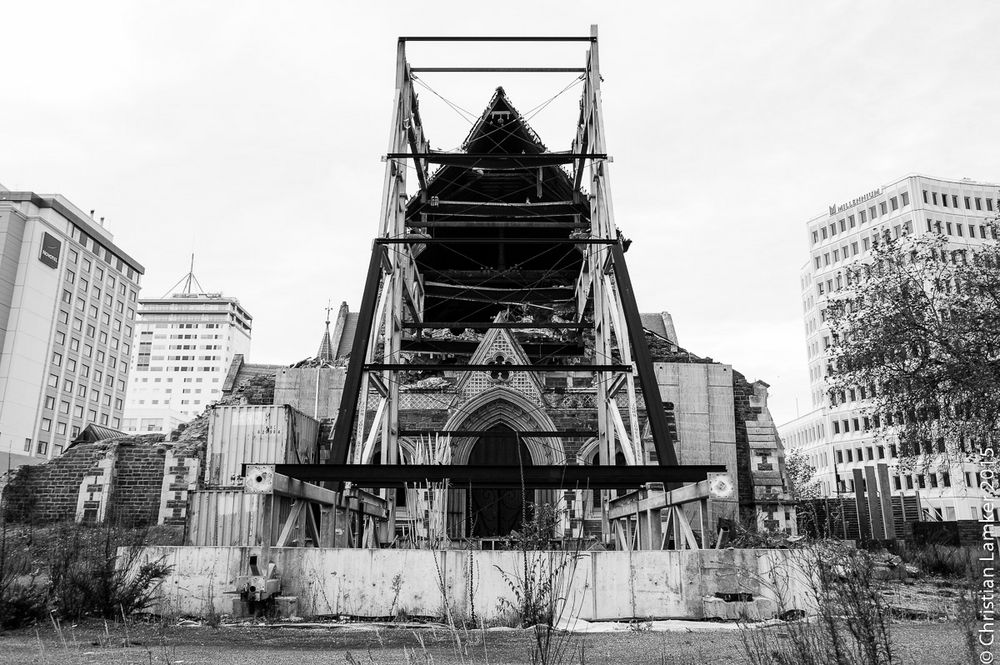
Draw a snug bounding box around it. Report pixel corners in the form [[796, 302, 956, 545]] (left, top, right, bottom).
[[1, 442, 110, 523], [1, 437, 202, 528]]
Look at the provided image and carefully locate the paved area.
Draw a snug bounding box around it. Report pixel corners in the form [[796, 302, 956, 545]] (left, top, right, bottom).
[[0, 619, 975, 664]]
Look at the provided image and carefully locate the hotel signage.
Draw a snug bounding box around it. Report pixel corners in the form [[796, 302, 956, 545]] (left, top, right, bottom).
[[829, 187, 882, 215], [39, 232, 61, 269]]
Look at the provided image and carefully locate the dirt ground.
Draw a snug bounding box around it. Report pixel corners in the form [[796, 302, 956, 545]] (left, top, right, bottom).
[[0, 619, 976, 665]]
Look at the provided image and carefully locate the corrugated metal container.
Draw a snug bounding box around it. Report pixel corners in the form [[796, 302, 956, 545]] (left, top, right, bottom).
[[205, 404, 320, 487], [185, 489, 295, 546]]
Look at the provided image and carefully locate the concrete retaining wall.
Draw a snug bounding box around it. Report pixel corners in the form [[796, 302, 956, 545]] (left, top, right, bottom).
[[137, 546, 812, 621]]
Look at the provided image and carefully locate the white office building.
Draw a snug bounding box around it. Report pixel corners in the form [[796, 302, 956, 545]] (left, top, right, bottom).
[[779, 174, 998, 521], [0, 186, 144, 467], [122, 289, 252, 433]]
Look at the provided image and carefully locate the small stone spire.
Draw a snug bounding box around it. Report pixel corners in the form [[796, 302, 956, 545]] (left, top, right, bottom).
[[317, 301, 335, 364]]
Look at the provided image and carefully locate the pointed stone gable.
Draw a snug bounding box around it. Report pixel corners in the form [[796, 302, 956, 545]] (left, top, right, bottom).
[[461, 86, 548, 154], [455, 323, 543, 407], [317, 322, 334, 364]]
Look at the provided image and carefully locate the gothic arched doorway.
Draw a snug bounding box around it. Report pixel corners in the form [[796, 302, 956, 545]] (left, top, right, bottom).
[[467, 424, 532, 537]]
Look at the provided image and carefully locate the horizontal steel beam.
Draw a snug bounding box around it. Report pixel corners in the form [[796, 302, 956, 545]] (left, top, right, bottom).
[[244, 468, 340, 504], [404, 321, 589, 330], [407, 220, 589, 229], [399, 430, 595, 438], [399, 36, 595, 42], [275, 464, 725, 489], [413, 201, 584, 216], [378, 237, 612, 245], [411, 67, 586, 73], [365, 363, 630, 372], [387, 152, 606, 167]]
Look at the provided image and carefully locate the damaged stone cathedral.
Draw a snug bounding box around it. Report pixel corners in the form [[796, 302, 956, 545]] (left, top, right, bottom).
[[3, 35, 794, 550]]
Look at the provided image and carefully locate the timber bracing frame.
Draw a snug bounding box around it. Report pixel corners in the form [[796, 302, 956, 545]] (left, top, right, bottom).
[[329, 26, 684, 492]]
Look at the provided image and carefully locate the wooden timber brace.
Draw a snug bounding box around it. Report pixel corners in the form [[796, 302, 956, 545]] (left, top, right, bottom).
[[607, 475, 736, 550]]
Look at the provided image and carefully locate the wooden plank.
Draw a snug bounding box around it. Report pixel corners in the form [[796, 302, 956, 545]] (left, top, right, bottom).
[[876, 463, 897, 539], [607, 480, 711, 519], [275, 501, 304, 547], [359, 397, 388, 465], [608, 400, 637, 465]]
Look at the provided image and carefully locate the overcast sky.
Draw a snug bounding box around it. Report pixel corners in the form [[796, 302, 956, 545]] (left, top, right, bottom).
[[3, 1, 999, 426]]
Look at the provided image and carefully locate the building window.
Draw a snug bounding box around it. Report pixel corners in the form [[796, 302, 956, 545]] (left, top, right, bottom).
[[890, 196, 898, 210], [932, 192, 938, 205], [901, 191, 909, 206], [975, 197, 982, 210], [952, 194, 959, 207], [41, 418, 52, 432], [942, 194, 949, 208], [922, 190, 928, 203], [880, 201, 888, 215], [965, 196, 972, 209], [869, 205, 877, 219], [988, 199, 995, 212]]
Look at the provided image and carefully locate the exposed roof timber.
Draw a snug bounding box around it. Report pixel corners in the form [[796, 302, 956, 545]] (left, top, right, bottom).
[[365, 363, 630, 372], [400, 339, 584, 357], [272, 464, 725, 489], [398, 430, 595, 438], [378, 237, 612, 245], [404, 321, 589, 330]]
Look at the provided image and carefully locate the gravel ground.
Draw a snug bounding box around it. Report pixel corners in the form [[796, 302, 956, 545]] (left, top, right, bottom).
[[0, 619, 977, 665]]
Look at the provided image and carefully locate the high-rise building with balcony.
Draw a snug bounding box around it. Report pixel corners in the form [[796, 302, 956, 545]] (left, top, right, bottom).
[[778, 174, 999, 521], [0, 186, 144, 467]]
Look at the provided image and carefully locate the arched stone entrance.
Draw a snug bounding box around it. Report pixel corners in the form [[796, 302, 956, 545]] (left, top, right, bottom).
[[467, 424, 533, 537]]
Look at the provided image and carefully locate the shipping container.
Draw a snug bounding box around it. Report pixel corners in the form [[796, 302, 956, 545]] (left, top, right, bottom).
[[186, 489, 290, 546], [205, 404, 320, 487], [186, 489, 354, 548]]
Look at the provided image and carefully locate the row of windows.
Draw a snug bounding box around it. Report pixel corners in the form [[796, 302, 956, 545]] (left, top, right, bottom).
[[133, 376, 221, 383], [835, 443, 896, 463], [65, 222, 140, 284], [43, 384, 122, 409], [51, 319, 128, 375], [812, 192, 911, 245], [922, 189, 996, 212], [925, 218, 995, 239], [838, 471, 960, 493], [813, 221, 914, 270]]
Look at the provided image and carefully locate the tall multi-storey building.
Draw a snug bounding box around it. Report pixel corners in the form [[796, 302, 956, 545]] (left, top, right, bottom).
[[122, 287, 252, 433], [0, 186, 144, 468], [779, 174, 999, 522]]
